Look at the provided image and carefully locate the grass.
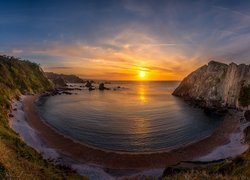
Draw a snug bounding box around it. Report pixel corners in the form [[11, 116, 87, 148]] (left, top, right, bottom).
[[0, 55, 86, 179], [160, 149, 250, 179]]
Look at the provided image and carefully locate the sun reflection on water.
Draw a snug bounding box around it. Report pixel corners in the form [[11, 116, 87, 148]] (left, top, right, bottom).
[[138, 84, 148, 104], [133, 117, 149, 136]]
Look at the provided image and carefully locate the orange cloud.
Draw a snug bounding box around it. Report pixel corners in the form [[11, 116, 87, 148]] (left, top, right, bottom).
[[21, 29, 208, 80]]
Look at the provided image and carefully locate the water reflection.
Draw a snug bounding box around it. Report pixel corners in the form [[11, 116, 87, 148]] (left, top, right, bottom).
[[133, 117, 149, 135], [39, 81, 223, 152], [138, 84, 148, 104]]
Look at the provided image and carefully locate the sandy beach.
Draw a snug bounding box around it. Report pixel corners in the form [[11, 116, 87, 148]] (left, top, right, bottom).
[[15, 94, 247, 171]]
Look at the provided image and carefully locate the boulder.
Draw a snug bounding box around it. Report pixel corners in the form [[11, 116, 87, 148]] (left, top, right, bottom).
[[89, 86, 95, 91], [99, 83, 106, 90], [62, 91, 72, 95], [85, 81, 92, 87], [99, 83, 110, 90], [244, 125, 250, 143], [244, 110, 250, 121], [52, 77, 67, 88], [162, 166, 187, 177]]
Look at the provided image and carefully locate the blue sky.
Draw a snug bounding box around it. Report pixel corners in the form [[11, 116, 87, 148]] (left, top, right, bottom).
[[1, 0, 250, 80]]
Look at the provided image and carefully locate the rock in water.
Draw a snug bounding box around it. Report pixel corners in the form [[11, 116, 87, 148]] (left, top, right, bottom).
[[88, 86, 95, 91], [85, 81, 92, 87], [99, 83, 110, 90], [52, 77, 67, 88], [99, 83, 106, 90], [173, 61, 250, 109]]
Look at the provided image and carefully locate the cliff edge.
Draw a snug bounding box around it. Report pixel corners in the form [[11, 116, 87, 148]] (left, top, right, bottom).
[[0, 55, 81, 178], [173, 61, 250, 109]]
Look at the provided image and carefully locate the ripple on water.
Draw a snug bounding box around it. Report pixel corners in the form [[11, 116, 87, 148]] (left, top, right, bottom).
[[37, 81, 223, 152]]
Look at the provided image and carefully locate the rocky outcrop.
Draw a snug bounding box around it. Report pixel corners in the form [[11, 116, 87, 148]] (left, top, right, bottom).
[[85, 81, 92, 88], [46, 72, 85, 83], [99, 83, 109, 90], [52, 77, 67, 88], [173, 61, 250, 109], [245, 110, 250, 121]]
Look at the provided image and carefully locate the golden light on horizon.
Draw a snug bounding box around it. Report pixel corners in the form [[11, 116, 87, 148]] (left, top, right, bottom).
[[139, 70, 146, 78]]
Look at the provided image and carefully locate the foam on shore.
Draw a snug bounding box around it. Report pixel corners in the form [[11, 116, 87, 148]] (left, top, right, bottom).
[[10, 96, 60, 159], [196, 121, 249, 161]]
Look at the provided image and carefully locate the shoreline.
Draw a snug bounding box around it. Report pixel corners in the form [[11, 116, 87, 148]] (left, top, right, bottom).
[[17, 94, 248, 170]]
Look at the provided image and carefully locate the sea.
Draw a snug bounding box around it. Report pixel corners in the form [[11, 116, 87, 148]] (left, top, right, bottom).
[[36, 81, 223, 152]]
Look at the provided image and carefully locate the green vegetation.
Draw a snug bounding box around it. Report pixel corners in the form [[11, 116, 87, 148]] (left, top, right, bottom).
[[160, 150, 250, 179], [0, 55, 84, 179], [239, 84, 250, 107]]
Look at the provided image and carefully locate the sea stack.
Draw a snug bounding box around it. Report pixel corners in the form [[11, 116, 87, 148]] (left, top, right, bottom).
[[99, 83, 109, 90], [173, 61, 250, 109]]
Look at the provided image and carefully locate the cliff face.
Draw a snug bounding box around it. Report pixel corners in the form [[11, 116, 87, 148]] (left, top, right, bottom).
[[0, 55, 81, 179], [0, 55, 53, 107], [173, 61, 250, 109]]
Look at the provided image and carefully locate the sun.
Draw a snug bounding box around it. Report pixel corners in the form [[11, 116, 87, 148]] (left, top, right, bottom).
[[139, 70, 145, 78]]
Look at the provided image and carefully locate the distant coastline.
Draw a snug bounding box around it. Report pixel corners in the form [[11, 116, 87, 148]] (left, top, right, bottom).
[[11, 93, 248, 171]]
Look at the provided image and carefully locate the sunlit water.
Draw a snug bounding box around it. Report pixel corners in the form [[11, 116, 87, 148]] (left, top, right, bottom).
[[37, 81, 223, 152]]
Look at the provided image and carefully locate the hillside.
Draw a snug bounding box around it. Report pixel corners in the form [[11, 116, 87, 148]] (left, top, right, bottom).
[[0, 55, 83, 179], [173, 61, 250, 109], [46, 72, 85, 84]]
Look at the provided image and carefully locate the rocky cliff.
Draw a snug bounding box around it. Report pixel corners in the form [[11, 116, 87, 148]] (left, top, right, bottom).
[[173, 61, 250, 109], [0, 55, 53, 98], [0, 55, 81, 179]]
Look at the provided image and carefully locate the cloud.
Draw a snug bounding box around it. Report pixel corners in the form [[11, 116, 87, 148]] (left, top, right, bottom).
[[122, 0, 153, 16], [3, 1, 250, 80], [145, 43, 177, 47], [45, 66, 74, 70], [213, 6, 250, 20], [11, 49, 23, 54], [133, 64, 173, 73], [1, 27, 208, 80]]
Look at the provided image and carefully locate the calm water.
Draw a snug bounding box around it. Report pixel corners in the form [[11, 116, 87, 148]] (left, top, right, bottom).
[[37, 81, 223, 152]]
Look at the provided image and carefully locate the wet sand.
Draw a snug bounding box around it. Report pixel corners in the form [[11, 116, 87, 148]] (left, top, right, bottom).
[[22, 94, 241, 170]]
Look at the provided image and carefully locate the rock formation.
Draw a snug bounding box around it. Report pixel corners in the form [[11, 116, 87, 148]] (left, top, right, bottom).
[[52, 77, 67, 88], [173, 61, 250, 109], [46, 72, 85, 83], [245, 110, 250, 121], [99, 83, 109, 90], [85, 81, 92, 88], [99, 83, 105, 90]]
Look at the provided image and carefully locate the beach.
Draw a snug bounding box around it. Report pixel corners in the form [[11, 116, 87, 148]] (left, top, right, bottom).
[[8, 94, 249, 179], [13, 94, 247, 169]]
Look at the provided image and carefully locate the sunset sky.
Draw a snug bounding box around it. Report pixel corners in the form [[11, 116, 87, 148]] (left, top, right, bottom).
[[1, 0, 250, 80]]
